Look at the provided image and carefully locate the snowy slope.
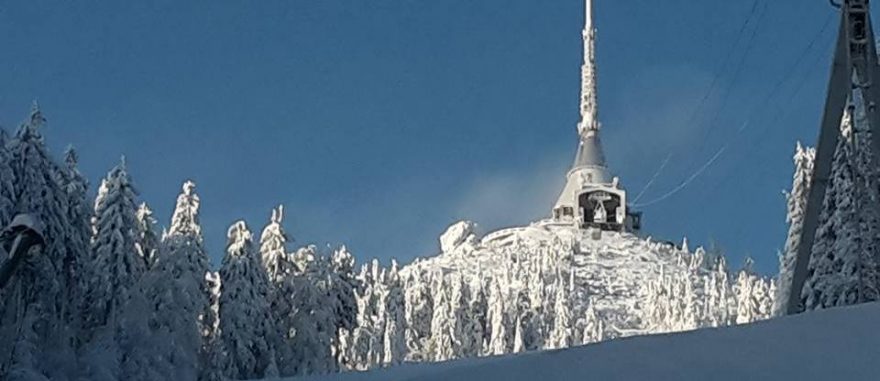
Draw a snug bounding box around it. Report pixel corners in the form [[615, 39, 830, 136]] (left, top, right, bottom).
[[294, 303, 880, 381], [332, 219, 774, 371], [401, 219, 770, 340]]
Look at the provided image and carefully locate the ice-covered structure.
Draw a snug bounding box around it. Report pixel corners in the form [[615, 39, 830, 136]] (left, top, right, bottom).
[[551, 0, 641, 233]]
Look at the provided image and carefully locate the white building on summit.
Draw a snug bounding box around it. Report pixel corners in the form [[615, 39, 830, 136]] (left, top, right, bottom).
[[552, 0, 641, 233]]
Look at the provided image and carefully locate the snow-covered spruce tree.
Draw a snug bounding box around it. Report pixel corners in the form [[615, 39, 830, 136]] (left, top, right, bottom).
[[58, 146, 91, 333], [84, 159, 144, 333], [704, 256, 733, 327], [403, 269, 433, 362], [774, 142, 815, 316], [680, 269, 702, 330], [449, 275, 471, 358], [0, 128, 16, 233], [260, 205, 291, 282], [137, 181, 212, 380], [348, 262, 383, 370], [581, 302, 605, 345], [850, 89, 880, 305], [485, 277, 509, 356], [512, 316, 525, 354], [639, 270, 668, 333], [258, 206, 297, 376], [365, 261, 387, 367], [801, 105, 880, 310], [755, 279, 774, 320], [0, 105, 78, 380], [201, 270, 224, 381], [382, 260, 407, 366], [461, 277, 488, 358], [329, 245, 359, 365], [428, 275, 456, 361], [218, 221, 277, 380], [735, 259, 762, 324], [7, 302, 46, 381], [548, 274, 573, 349], [513, 288, 541, 352], [134, 202, 160, 269], [288, 246, 337, 375], [116, 284, 174, 381], [526, 268, 550, 351]]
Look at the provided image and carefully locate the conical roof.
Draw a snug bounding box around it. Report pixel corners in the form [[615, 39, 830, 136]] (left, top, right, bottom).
[[573, 132, 607, 171]]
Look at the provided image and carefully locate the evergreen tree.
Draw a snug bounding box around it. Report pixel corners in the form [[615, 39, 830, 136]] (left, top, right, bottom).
[[512, 315, 525, 354], [429, 276, 455, 361], [755, 279, 774, 320], [735, 259, 761, 324], [462, 277, 488, 358], [348, 263, 382, 370], [134, 202, 160, 269], [486, 278, 509, 356], [681, 270, 702, 330], [449, 275, 470, 358], [640, 270, 669, 333], [218, 221, 277, 380], [84, 159, 143, 332], [705, 257, 733, 327], [850, 89, 880, 305], [0, 128, 15, 228], [513, 288, 540, 351], [0, 104, 78, 379], [548, 274, 573, 349], [774, 143, 815, 316], [117, 286, 173, 381], [201, 270, 224, 381], [582, 302, 604, 345], [381, 261, 407, 366], [138, 181, 212, 380], [260, 205, 290, 282], [403, 269, 433, 362], [292, 246, 338, 375], [58, 146, 91, 332], [328, 245, 359, 364], [81, 160, 150, 381], [258, 206, 297, 377], [801, 108, 880, 309]]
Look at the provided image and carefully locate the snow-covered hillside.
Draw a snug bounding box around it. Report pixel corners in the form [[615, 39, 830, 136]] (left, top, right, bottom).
[[336, 220, 774, 370], [298, 303, 880, 381], [407, 220, 773, 334]]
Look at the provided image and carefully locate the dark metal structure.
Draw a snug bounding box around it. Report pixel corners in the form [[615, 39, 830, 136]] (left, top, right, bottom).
[[0, 214, 45, 291], [785, 0, 880, 314]]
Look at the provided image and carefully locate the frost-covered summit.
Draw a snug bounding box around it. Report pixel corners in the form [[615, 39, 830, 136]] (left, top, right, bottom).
[[328, 219, 775, 370], [401, 220, 772, 343]]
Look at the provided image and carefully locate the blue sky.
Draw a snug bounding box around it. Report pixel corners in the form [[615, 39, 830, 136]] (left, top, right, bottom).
[[0, 0, 845, 273]]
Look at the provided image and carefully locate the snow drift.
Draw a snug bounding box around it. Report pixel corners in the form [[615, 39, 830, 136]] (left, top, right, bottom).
[[297, 303, 880, 381]]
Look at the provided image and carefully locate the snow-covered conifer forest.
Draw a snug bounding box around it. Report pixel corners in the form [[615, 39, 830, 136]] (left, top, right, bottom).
[[0, 104, 790, 381]]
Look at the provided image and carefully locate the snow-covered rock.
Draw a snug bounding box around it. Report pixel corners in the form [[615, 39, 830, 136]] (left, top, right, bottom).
[[439, 221, 478, 253]]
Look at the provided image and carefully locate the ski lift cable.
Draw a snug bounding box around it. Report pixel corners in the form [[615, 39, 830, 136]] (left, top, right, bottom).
[[632, 141, 728, 208], [633, 114, 759, 209], [633, 14, 834, 209], [631, 0, 763, 203], [631, 153, 671, 203], [695, 1, 769, 148]]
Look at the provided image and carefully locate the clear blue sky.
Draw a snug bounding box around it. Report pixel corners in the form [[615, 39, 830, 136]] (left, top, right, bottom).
[[0, 0, 847, 274]]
